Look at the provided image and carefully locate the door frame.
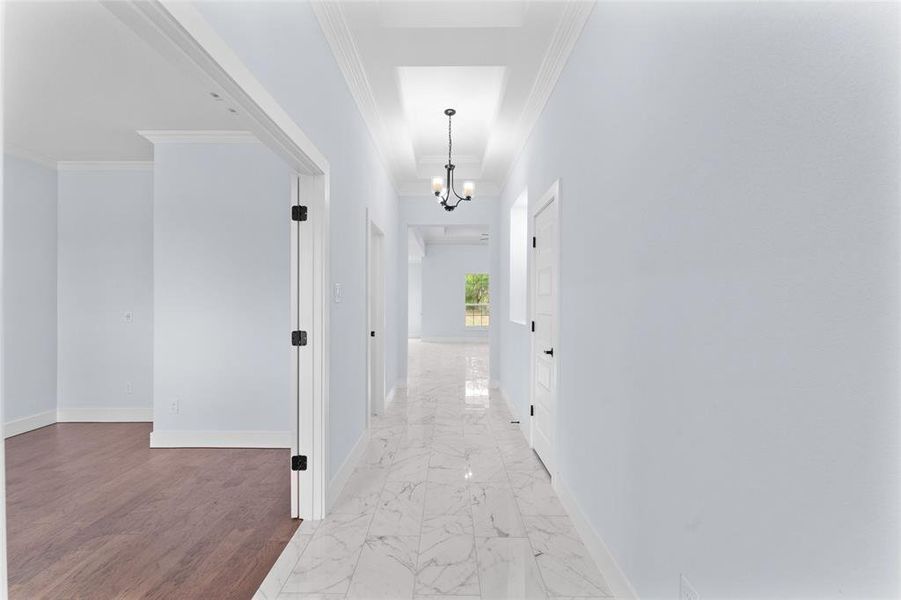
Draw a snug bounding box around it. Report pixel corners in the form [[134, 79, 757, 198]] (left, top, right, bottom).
[[291, 174, 329, 521], [108, 0, 331, 522], [366, 214, 386, 422], [529, 180, 561, 482]]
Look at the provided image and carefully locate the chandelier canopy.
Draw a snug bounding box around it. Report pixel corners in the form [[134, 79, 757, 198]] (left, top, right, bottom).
[[431, 108, 474, 211]]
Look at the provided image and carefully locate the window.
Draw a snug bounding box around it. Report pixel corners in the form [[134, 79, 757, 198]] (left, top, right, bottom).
[[465, 273, 490, 328], [509, 189, 528, 324]]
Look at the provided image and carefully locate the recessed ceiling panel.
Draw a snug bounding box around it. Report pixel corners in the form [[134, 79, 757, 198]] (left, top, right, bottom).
[[316, 1, 593, 197], [397, 65, 506, 162]]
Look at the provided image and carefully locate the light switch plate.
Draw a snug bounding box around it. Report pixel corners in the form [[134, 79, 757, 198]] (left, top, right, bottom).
[[334, 282, 343, 303]]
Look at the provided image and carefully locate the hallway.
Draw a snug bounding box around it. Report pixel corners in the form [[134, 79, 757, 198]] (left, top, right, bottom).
[[256, 340, 611, 599]]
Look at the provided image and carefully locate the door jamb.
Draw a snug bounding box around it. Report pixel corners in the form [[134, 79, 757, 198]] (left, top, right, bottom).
[[529, 180, 561, 483], [366, 213, 386, 424]]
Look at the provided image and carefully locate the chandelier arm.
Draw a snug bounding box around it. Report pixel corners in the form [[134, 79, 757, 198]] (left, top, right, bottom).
[[448, 164, 461, 200], [445, 162, 468, 202]]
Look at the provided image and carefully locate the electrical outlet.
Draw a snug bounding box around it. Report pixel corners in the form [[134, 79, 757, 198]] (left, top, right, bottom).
[[169, 398, 179, 414], [680, 574, 700, 600], [126, 382, 133, 395], [123, 311, 134, 323]]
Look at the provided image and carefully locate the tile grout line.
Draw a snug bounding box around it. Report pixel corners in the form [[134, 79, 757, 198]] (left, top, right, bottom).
[[344, 418, 401, 599]]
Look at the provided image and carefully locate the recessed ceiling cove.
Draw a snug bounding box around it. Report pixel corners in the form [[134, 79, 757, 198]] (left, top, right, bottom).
[[398, 66, 506, 181], [313, 1, 594, 198]]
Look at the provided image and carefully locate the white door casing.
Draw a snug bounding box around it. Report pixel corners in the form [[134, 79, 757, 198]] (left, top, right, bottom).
[[368, 219, 386, 418], [294, 174, 327, 521], [530, 181, 559, 477]]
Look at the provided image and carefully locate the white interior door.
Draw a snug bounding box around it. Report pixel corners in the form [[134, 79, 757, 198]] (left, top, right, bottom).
[[531, 191, 558, 475], [368, 223, 385, 416]]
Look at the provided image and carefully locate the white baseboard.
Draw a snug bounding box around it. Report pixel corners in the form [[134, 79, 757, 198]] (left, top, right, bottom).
[[385, 380, 407, 410], [4, 410, 56, 438], [326, 428, 370, 512], [6, 406, 155, 438], [149, 429, 292, 448], [495, 385, 635, 598], [57, 407, 153, 422], [555, 476, 638, 599], [386, 385, 397, 410], [421, 336, 489, 343], [495, 385, 529, 439]]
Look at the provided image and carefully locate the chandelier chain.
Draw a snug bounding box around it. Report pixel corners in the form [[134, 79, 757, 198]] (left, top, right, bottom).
[[447, 113, 452, 165]]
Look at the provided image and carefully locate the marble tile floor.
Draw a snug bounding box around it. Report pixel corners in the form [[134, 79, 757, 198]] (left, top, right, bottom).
[[255, 340, 612, 600]]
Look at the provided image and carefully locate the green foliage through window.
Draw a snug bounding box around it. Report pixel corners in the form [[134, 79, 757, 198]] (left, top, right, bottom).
[[465, 273, 489, 327]]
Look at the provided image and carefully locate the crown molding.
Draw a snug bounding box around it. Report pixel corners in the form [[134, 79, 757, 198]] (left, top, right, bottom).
[[498, 0, 594, 194], [137, 130, 258, 144], [4, 144, 58, 170], [311, 1, 401, 194], [57, 161, 154, 172]]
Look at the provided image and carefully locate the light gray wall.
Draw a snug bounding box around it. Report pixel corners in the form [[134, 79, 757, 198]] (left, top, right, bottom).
[[398, 198, 500, 384], [194, 1, 401, 479], [408, 261, 422, 338], [496, 193, 530, 422], [421, 244, 490, 341], [57, 168, 153, 414], [496, 2, 900, 597], [2, 154, 57, 423], [153, 142, 292, 434]]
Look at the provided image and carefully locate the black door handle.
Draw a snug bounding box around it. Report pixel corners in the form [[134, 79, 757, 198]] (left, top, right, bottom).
[[371, 331, 376, 337], [544, 348, 554, 356]]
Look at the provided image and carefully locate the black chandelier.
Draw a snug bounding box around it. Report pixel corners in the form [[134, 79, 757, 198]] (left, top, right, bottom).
[[431, 108, 475, 211]]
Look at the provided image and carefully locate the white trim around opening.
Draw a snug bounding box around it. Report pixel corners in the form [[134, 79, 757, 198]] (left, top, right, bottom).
[[101, 0, 332, 522]]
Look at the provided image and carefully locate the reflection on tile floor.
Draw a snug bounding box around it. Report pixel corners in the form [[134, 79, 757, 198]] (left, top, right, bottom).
[[255, 341, 613, 599]]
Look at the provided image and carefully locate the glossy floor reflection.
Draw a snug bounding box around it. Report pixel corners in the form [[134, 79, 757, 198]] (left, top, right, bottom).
[[255, 340, 613, 599]]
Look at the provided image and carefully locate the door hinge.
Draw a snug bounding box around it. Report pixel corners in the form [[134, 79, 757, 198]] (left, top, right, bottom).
[[292, 205, 308, 222], [530, 405, 534, 417], [291, 455, 308, 471], [531, 320, 535, 332], [532, 236, 536, 248], [291, 330, 308, 346]]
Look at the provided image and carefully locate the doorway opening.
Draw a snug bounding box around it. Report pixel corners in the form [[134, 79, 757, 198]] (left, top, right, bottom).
[[407, 225, 491, 345]]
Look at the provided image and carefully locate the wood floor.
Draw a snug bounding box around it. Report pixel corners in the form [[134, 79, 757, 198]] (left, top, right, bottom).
[[5, 423, 298, 600]]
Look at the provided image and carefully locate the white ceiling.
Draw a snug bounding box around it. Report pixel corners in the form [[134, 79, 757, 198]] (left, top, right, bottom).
[[314, 1, 593, 198], [2, 1, 253, 163], [410, 223, 488, 255], [421, 225, 488, 245]]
